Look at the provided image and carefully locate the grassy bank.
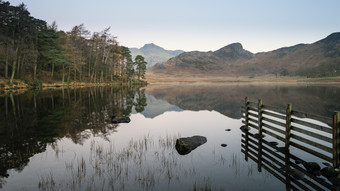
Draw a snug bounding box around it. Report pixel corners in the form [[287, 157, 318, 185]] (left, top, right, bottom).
[[0, 77, 147, 92], [146, 72, 340, 84]]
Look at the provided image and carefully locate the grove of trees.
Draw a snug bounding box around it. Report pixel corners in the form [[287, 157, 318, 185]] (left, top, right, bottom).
[[0, 1, 147, 86]]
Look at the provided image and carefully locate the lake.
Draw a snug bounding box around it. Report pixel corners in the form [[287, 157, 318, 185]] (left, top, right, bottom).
[[1, 83, 340, 191]]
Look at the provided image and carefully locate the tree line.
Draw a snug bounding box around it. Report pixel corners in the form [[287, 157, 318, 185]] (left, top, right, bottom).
[[0, 1, 147, 86]]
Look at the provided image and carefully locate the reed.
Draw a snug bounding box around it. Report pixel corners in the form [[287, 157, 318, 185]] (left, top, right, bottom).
[[37, 133, 223, 191]]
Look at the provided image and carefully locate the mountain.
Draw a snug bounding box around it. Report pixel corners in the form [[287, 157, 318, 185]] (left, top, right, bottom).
[[132, 94, 182, 118], [150, 33, 340, 77], [130, 43, 184, 69]]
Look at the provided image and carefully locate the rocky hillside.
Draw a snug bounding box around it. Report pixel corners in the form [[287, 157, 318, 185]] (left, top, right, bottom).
[[150, 33, 340, 77], [130, 43, 184, 68]]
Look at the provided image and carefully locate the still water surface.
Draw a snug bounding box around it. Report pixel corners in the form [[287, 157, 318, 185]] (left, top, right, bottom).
[[0, 83, 340, 190]]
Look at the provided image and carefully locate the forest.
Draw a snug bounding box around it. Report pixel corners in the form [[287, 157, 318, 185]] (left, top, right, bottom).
[[0, 1, 147, 87]]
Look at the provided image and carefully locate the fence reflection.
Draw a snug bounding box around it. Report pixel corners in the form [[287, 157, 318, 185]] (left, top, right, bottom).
[[241, 97, 340, 191]]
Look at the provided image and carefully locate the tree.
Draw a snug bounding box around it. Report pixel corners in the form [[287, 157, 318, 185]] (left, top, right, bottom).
[[0, 1, 146, 85], [120, 46, 134, 82], [134, 55, 147, 80]]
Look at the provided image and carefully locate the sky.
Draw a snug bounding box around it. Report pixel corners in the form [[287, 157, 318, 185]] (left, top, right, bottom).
[[9, 0, 340, 53]]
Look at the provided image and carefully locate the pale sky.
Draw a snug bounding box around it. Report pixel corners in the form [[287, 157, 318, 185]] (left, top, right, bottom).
[[9, 0, 340, 53]]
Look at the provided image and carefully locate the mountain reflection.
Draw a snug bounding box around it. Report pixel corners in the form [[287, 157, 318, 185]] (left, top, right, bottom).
[[145, 83, 340, 119], [1, 83, 340, 188], [0, 86, 146, 181]]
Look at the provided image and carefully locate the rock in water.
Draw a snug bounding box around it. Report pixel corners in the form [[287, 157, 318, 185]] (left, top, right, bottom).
[[240, 125, 250, 132], [303, 162, 321, 173], [321, 166, 339, 178], [111, 116, 131, 124], [221, 144, 227, 147], [290, 169, 305, 180], [175, 136, 207, 155]]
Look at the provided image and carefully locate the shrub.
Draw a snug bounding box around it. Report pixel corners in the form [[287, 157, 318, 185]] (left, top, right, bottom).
[[31, 79, 43, 87]]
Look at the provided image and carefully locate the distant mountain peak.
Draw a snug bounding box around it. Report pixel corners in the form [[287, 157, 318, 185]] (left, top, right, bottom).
[[215, 42, 253, 60], [318, 32, 340, 44], [129, 43, 184, 69], [141, 43, 165, 51], [221, 42, 243, 50]]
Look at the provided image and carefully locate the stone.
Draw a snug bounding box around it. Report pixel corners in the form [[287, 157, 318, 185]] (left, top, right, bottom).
[[221, 144, 227, 147], [225, 129, 231, 131], [111, 116, 131, 124], [321, 166, 339, 178], [322, 162, 331, 167], [303, 162, 321, 173], [290, 169, 305, 180], [175, 136, 207, 155], [240, 125, 250, 132], [254, 133, 265, 139], [269, 141, 278, 146]]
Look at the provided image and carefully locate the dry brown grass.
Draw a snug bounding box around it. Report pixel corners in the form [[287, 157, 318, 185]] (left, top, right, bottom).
[[146, 71, 340, 84]]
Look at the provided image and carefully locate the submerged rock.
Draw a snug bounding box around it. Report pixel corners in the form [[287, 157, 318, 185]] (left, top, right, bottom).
[[295, 159, 302, 165], [269, 141, 279, 146], [322, 166, 339, 178], [175, 136, 207, 155], [240, 125, 250, 132], [254, 133, 265, 139], [290, 169, 305, 180], [111, 116, 131, 124], [221, 144, 227, 147], [225, 129, 231, 131], [303, 162, 321, 173]]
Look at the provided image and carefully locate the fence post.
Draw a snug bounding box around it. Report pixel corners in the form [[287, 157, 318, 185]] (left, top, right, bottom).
[[245, 97, 249, 126], [285, 103, 292, 191], [285, 103, 292, 149], [258, 99, 263, 172], [244, 97, 249, 162], [333, 111, 340, 167], [258, 99, 263, 134]]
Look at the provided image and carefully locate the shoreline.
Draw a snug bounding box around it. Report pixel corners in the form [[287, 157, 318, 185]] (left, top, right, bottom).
[[1, 75, 340, 93]]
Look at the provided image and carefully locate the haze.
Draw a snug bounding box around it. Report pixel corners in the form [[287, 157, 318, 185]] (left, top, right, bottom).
[[9, 0, 340, 53]]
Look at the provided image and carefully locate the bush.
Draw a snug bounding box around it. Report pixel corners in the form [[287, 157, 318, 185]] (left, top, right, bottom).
[[31, 79, 42, 87]]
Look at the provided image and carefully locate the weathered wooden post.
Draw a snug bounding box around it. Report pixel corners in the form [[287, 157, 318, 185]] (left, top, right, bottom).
[[333, 111, 340, 167], [285, 103, 292, 191], [258, 99, 263, 134], [285, 104, 292, 148], [244, 97, 249, 162], [245, 97, 249, 126], [258, 99, 263, 172]]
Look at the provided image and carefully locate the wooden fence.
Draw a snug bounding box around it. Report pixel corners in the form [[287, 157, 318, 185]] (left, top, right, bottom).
[[241, 97, 340, 167], [241, 97, 340, 190], [241, 131, 335, 190]]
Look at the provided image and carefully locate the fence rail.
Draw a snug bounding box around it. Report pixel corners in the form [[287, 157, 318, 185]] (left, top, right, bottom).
[[241, 97, 340, 167], [241, 97, 340, 190], [241, 132, 335, 190]]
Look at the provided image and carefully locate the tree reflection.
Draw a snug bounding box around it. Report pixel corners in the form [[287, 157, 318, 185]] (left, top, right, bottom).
[[0, 85, 146, 187], [135, 89, 147, 113]]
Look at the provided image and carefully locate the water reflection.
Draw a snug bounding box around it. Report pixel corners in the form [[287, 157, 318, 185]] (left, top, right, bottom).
[[0, 83, 340, 190], [0, 86, 146, 185], [145, 83, 340, 119]]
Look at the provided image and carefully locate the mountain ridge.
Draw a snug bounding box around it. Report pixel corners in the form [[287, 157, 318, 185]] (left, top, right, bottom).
[[150, 32, 340, 77]]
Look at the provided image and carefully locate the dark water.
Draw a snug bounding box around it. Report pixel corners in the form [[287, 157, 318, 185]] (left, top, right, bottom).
[[0, 83, 340, 190]]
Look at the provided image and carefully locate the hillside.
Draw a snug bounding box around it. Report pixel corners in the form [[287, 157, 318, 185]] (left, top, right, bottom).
[[150, 33, 340, 77], [130, 43, 184, 68]]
